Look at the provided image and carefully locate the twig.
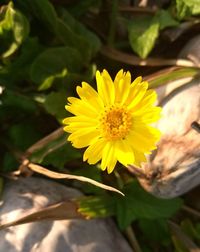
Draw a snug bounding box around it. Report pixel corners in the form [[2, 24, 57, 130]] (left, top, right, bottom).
[[191, 122, 200, 134], [101, 6, 157, 14], [182, 205, 200, 219], [25, 127, 64, 156], [125, 226, 142, 252], [101, 46, 198, 67]]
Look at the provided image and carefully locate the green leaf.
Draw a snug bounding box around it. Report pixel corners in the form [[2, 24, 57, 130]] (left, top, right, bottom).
[[172, 236, 189, 252], [195, 223, 200, 240], [68, 0, 101, 17], [9, 122, 43, 150], [15, 0, 58, 32], [2, 153, 18, 172], [155, 10, 179, 30], [78, 195, 115, 218], [0, 38, 42, 86], [0, 2, 29, 58], [30, 133, 67, 164], [38, 69, 67, 91], [139, 219, 171, 245], [181, 219, 200, 241], [0, 88, 37, 114], [148, 67, 199, 89], [30, 46, 82, 90], [55, 8, 101, 62], [58, 8, 101, 58], [128, 16, 159, 59], [43, 91, 67, 121], [115, 180, 182, 230], [42, 144, 81, 169], [176, 0, 200, 20], [72, 166, 103, 195]]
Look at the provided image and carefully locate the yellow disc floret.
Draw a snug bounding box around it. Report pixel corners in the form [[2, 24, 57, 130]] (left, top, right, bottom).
[[100, 105, 132, 141]]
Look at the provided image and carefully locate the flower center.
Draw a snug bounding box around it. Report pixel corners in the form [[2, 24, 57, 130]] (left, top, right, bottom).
[[100, 106, 132, 141]]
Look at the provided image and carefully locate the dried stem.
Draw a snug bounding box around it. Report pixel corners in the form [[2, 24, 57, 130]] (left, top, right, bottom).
[[25, 127, 64, 156], [182, 205, 200, 219], [101, 46, 198, 67], [125, 226, 142, 252]]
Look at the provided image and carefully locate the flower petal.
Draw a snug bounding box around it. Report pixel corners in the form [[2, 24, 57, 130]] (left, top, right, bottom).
[[133, 106, 162, 123], [115, 140, 135, 167], [83, 137, 106, 164], [127, 81, 149, 110], [114, 71, 131, 105], [66, 98, 98, 117], [68, 128, 99, 148], [96, 70, 115, 106], [128, 124, 161, 152], [76, 82, 104, 110], [101, 142, 117, 173], [132, 149, 147, 166]]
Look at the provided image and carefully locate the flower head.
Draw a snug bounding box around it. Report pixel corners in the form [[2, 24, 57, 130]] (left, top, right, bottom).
[[63, 69, 161, 173]]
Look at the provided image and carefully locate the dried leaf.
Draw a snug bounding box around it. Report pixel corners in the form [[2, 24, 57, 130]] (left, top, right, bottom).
[[27, 162, 124, 196], [0, 200, 84, 229]]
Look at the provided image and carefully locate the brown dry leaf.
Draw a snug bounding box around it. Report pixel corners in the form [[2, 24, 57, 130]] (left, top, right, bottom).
[[0, 201, 84, 229], [25, 162, 124, 196]]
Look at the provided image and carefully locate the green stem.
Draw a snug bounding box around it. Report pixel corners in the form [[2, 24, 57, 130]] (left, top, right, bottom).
[[107, 0, 118, 46]]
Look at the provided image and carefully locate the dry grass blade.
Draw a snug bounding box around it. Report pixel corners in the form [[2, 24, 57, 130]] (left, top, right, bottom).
[[125, 226, 142, 252], [25, 127, 64, 156], [0, 201, 84, 229], [182, 205, 200, 218], [27, 162, 124, 196]]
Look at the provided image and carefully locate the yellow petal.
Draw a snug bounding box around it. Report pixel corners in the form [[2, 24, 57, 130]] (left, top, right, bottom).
[[101, 142, 117, 173], [115, 140, 135, 167], [63, 115, 98, 124], [131, 76, 142, 86], [128, 125, 160, 152], [65, 98, 98, 117], [114, 71, 131, 105], [133, 107, 162, 123], [114, 69, 124, 84], [68, 128, 99, 148], [132, 149, 147, 166], [63, 123, 97, 133], [124, 76, 142, 105], [76, 82, 103, 110], [96, 70, 115, 106], [127, 81, 148, 110], [133, 89, 157, 112], [83, 138, 106, 164]]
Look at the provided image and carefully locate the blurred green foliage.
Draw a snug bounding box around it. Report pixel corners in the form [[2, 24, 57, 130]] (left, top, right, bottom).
[[78, 180, 183, 230]]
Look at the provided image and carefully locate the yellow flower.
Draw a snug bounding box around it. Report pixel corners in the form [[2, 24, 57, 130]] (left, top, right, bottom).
[[63, 69, 161, 173]]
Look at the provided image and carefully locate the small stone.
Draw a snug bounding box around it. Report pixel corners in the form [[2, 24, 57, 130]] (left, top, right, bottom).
[[0, 177, 132, 252]]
